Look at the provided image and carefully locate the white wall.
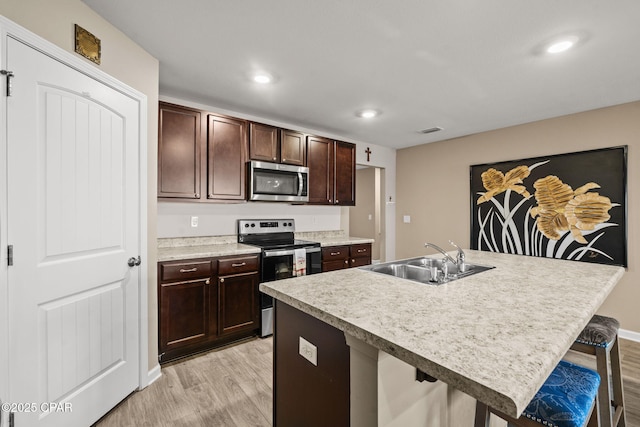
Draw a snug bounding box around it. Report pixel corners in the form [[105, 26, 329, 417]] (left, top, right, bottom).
[[158, 95, 397, 259]]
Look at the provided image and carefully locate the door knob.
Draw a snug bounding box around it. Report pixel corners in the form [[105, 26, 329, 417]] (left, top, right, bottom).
[[128, 256, 142, 267]]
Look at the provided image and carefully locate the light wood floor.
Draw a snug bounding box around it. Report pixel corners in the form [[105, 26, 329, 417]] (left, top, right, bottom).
[[94, 337, 273, 427], [94, 338, 640, 427]]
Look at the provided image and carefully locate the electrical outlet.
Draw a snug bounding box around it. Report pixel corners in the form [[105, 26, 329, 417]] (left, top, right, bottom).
[[299, 336, 317, 366], [190, 216, 198, 227]]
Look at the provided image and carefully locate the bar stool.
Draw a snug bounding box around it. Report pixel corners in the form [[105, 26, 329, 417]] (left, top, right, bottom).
[[475, 359, 600, 427], [571, 315, 626, 427]]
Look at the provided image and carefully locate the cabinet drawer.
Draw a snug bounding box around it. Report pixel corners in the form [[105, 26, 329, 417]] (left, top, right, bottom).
[[322, 246, 349, 261], [160, 259, 214, 282], [350, 244, 370, 257], [218, 255, 259, 275]]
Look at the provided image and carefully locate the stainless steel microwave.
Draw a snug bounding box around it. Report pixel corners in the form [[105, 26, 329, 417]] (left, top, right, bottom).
[[248, 161, 309, 202]]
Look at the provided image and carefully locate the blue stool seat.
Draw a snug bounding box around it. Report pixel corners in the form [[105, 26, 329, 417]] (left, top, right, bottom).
[[475, 359, 600, 427], [522, 360, 600, 427]]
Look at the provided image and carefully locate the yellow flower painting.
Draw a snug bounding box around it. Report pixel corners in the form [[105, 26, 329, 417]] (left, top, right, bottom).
[[477, 165, 530, 204], [530, 176, 612, 244], [471, 146, 626, 266]]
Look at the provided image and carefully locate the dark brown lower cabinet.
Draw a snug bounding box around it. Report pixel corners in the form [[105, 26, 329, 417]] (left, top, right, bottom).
[[350, 243, 372, 267], [274, 300, 350, 426], [322, 243, 372, 272], [158, 254, 259, 363], [219, 272, 259, 336]]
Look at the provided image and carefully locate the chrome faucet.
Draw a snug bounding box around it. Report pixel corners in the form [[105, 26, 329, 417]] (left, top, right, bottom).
[[448, 240, 465, 265], [424, 242, 457, 265], [448, 240, 466, 272]]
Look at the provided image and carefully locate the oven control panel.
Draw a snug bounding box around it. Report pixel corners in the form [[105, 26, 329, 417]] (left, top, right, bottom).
[[238, 219, 295, 235]]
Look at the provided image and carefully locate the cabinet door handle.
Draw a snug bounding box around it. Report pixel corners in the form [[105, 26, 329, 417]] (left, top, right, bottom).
[[194, 193, 200, 198], [352, 259, 355, 263], [205, 279, 210, 285], [179, 267, 198, 273], [330, 252, 341, 256], [344, 260, 348, 264], [357, 249, 366, 253], [336, 200, 339, 204], [220, 278, 224, 283], [273, 157, 277, 161], [232, 262, 247, 267]]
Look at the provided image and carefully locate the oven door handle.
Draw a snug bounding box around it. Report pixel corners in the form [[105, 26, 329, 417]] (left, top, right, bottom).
[[263, 246, 320, 257], [263, 249, 296, 257]]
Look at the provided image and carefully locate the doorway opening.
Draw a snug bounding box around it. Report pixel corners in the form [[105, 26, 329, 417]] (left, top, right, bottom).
[[349, 165, 386, 263]]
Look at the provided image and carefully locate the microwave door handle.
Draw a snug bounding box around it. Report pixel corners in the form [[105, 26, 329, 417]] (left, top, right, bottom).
[[298, 172, 303, 196]]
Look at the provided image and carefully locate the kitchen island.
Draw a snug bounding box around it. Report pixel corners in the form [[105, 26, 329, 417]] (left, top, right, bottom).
[[260, 250, 625, 426]]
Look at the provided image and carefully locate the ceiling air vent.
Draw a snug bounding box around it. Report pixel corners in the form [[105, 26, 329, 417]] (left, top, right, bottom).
[[420, 127, 443, 134]]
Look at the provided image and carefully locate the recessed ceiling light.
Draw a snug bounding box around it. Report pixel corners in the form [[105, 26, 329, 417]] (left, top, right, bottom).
[[253, 73, 273, 84], [547, 40, 574, 54], [357, 109, 379, 119], [544, 35, 580, 54]]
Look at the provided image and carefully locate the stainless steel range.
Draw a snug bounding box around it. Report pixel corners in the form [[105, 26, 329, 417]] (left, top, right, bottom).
[[238, 219, 321, 337]]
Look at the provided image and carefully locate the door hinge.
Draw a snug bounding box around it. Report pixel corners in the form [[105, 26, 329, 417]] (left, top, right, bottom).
[[1, 70, 14, 97], [158, 353, 165, 363], [9, 411, 15, 427], [7, 245, 13, 266]]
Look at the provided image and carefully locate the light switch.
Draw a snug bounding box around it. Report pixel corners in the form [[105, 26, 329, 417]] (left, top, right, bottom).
[[403, 215, 411, 223], [191, 216, 198, 227]]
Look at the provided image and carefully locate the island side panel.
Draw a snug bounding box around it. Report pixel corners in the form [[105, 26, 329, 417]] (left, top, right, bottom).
[[274, 300, 350, 426]]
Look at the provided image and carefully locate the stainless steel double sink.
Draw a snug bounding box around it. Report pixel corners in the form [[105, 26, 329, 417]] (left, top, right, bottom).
[[359, 256, 494, 285]]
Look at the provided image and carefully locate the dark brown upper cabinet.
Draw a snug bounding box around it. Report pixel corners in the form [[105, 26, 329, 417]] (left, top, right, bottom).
[[306, 136, 355, 206], [333, 141, 356, 206], [207, 114, 248, 200], [249, 122, 306, 166], [158, 102, 202, 199], [280, 129, 306, 166], [157, 102, 249, 202]]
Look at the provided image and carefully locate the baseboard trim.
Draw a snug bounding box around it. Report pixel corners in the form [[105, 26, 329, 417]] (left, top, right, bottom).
[[144, 364, 162, 389], [619, 328, 640, 343]]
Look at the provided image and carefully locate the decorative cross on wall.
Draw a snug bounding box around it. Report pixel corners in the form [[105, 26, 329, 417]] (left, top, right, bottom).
[[365, 147, 372, 162]]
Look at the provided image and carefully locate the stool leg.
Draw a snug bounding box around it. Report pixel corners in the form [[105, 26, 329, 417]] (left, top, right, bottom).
[[610, 337, 626, 427], [474, 401, 490, 427], [588, 394, 600, 427], [596, 345, 613, 427]]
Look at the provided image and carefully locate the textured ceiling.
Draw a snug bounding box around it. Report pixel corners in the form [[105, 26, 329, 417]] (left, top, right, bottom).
[[84, 0, 640, 149]]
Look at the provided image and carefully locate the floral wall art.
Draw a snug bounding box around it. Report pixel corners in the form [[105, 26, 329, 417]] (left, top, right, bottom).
[[470, 146, 627, 266]]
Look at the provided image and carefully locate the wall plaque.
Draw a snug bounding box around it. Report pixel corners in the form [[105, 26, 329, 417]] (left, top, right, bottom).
[[74, 24, 101, 65]]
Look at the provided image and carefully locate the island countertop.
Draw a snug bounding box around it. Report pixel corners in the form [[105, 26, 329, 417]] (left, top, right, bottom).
[[259, 250, 625, 418]]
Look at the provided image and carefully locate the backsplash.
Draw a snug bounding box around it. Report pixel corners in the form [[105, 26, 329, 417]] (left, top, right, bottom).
[[157, 201, 342, 238]]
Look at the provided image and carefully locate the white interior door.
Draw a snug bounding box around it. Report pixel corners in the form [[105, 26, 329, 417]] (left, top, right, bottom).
[[6, 36, 140, 426]]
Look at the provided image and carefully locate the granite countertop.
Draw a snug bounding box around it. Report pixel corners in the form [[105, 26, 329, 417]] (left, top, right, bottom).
[[259, 250, 625, 418], [157, 236, 260, 262], [157, 231, 373, 261], [296, 231, 374, 247]]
